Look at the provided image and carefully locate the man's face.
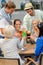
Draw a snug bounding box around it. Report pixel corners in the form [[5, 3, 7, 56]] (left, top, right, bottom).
[[8, 8, 15, 14], [26, 8, 34, 16]]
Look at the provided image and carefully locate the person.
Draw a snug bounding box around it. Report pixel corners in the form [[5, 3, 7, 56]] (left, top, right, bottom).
[[0, 1, 16, 25], [13, 19, 21, 37], [0, 1, 16, 56], [13, 19, 26, 49], [23, 2, 43, 33], [0, 0, 2, 9], [1, 0, 6, 8], [0, 25, 25, 65], [30, 19, 40, 42], [35, 22, 43, 61], [20, 2, 25, 10]]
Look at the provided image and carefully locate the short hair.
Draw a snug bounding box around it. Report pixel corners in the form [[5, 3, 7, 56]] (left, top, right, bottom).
[[3, 25, 15, 38], [33, 19, 40, 24], [5, 1, 16, 9], [37, 22, 43, 37], [14, 19, 21, 26]]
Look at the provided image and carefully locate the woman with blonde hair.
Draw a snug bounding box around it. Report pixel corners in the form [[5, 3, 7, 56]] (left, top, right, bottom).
[[0, 25, 25, 65], [30, 19, 40, 42]]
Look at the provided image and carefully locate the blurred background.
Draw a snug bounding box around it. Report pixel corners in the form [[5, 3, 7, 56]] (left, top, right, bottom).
[[0, 0, 43, 10], [0, 0, 43, 22]]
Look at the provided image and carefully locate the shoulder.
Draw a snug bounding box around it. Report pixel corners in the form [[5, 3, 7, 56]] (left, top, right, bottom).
[[35, 9, 43, 13], [36, 36, 43, 44], [0, 8, 6, 18], [23, 13, 30, 21], [0, 39, 5, 43], [0, 8, 5, 13], [12, 37, 20, 42], [24, 13, 30, 18]]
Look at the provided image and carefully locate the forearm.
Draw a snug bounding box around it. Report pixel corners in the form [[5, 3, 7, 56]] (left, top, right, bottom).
[[19, 38, 26, 49]]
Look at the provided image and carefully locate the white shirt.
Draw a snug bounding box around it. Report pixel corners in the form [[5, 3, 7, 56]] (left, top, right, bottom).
[[23, 10, 43, 33], [0, 18, 9, 38], [0, 37, 24, 65]]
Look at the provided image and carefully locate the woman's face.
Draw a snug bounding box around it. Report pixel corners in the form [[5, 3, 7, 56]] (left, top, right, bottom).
[[14, 21, 21, 31], [32, 21, 40, 36], [32, 20, 39, 31]]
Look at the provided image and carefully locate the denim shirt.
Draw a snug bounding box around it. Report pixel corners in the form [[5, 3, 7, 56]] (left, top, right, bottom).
[[0, 7, 12, 24], [35, 36, 43, 56]]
